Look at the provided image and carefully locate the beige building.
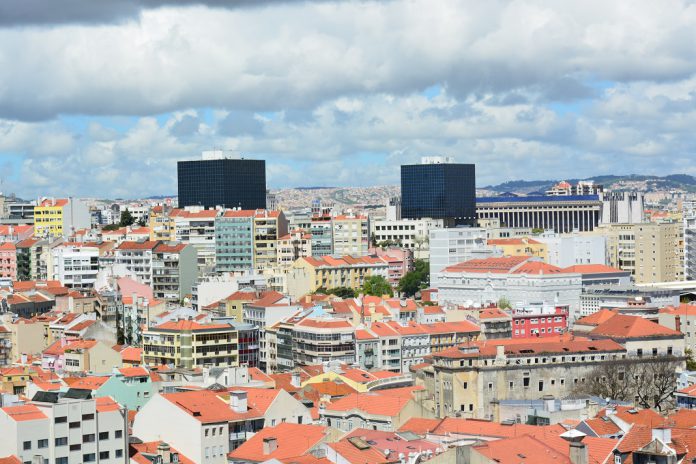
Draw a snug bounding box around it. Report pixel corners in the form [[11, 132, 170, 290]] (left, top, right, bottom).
[[4, 317, 46, 360], [332, 214, 369, 257], [287, 255, 388, 299], [277, 229, 312, 270], [591, 222, 683, 284], [487, 237, 548, 261]]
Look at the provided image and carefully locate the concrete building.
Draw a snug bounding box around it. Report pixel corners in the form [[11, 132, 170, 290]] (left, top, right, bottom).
[[592, 222, 683, 284], [600, 191, 645, 224], [292, 318, 355, 366], [435, 256, 583, 319], [16, 238, 46, 281], [0, 395, 127, 464], [536, 231, 607, 267], [579, 286, 680, 318], [33, 197, 91, 238], [51, 243, 101, 290], [371, 217, 444, 260], [429, 227, 496, 279], [332, 214, 370, 257], [287, 256, 388, 299], [172, 207, 220, 275], [487, 237, 547, 261], [476, 195, 603, 233], [0, 242, 16, 280], [276, 229, 312, 270]]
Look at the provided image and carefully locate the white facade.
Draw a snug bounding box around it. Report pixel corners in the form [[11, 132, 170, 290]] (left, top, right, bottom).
[[600, 191, 645, 224], [436, 270, 582, 319], [0, 397, 126, 464], [537, 232, 607, 267], [113, 247, 154, 286], [684, 200, 696, 280], [52, 244, 100, 289], [372, 217, 444, 260], [429, 228, 497, 278]]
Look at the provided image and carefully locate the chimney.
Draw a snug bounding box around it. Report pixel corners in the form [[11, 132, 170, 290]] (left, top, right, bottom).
[[652, 427, 672, 444], [291, 369, 301, 388], [263, 437, 278, 455], [560, 430, 588, 464], [229, 390, 248, 413], [157, 442, 172, 463]]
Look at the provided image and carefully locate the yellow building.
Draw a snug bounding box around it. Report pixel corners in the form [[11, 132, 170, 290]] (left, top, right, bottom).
[[142, 320, 240, 369], [487, 238, 548, 261], [287, 255, 389, 299], [34, 197, 91, 238], [148, 205, 176, 241]]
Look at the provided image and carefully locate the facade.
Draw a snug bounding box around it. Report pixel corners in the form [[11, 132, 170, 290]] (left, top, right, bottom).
[[476, 195, 603, 233], [177, 152, 266, 210], [536, 231, 607, 267], [0, 396, 127, 464], [0, 242, 17, 280], [510, 303, 569, 338], [287, 256, 389, 299], [429, 227, 495, 277], [310, 219, 333, 257], [142, 320, 247, 369], [580, 286, 680, 318], [276, 229, 312, 270], [371, 217, 444, 260], [593, 222, 683, 284], [401, 157, 476, 225], [51, 243, 100, 290], [332, 214, 369, 257], [435, 256, 583, 320], [292, 318, 355, 366], [16, 238, 46, 281], [151, 242, 198, 302], [487, 238, 547, 261], [172, 207, 219, 275], [600, 191, 645, 224], [33, 197, 91, 238]]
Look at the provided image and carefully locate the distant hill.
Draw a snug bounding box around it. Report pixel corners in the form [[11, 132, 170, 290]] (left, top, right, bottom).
[[484, 174, 696, 194]]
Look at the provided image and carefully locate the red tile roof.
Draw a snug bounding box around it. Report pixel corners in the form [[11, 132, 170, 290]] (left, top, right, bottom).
[[95, 396, 121, 413], [575, 309, 619, 327], [296, 318, 353, 329], [130, 441, 195, 464], [69, 376, 110, 390], [1, 404, 47, 422], [589, 314, 682, 339], [326, 440, 396, 464], [161, 390, 263, 424], [116, 240, 159, 250], [228, 423, 328, 462], [118, 367, 149, 378], [152, 320, 232, 331], [443, 256, 530, 273], [120, 346, 142, 363], [324, 392, 411, 416], [473, 435, 572, 464]]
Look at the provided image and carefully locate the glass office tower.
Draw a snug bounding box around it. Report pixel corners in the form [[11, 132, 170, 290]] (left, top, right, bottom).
[[401, 158, 476, 225]]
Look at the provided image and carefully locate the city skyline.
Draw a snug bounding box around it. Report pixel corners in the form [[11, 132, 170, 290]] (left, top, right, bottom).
[[0, 1, 695, 198]]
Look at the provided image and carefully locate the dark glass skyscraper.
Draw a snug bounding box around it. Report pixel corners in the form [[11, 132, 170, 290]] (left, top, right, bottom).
[[401, 158, 476, 225], [177, 156, 266, 209]]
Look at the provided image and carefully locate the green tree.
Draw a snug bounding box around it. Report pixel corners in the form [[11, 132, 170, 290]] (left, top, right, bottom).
[[397, 259, 430, 297], [362, 275, 393, 297], [102, 223, 121, 231], [687, 348, 696, 371], [119, 208, 135, 227], [326, 287, 356, 298], [498, 297, 512, 309]]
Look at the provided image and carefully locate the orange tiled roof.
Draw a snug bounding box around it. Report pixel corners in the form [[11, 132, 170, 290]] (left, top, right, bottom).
[[95, 396, 121, 413], [130, 441, 195, 464], [161, 390, 263, 424], [596, 406, 665, 428], [443, 256, 530, 273], [575, 309, 619, 327], [324, 392, 411, 416], [589, 314, 682, 339], [69, 376, 109, 391], [120, 346, 142, 363], [326, 440, 395, 464], [562, 264, 626, 274], [118, 367, 149, 378], [0, 404, 47, 422], [474, 435, 572, 464], [228, 423, 328, 462]]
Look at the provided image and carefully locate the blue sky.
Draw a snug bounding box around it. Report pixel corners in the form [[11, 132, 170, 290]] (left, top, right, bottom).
[[1, 1, 696, 199]]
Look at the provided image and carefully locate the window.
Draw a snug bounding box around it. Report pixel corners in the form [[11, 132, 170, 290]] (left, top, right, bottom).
[[83, 434, 95, 443], [539, 381, 544, 391], [99, 432, 109, 441], [54, 416, 67, 424], [115, 430, 123, 439], [82, 413, 94, 421], [23, 441, 31, 451], [115, 450, 123, 458], [56, 458, 69, 464], [38, 439, 48, 449], [69, 421, 80, 429], [55, 437, 68, 446], [69, 444, 81, 452], [99, 452, 110, 460], [83, 453, 96, 463], [523, 377, 530, 387]]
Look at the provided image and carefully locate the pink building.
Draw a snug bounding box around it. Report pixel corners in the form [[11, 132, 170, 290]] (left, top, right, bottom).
[[368, 247, 414, 287], [511, 303, 569, 338], [0, 242, 17, 280]]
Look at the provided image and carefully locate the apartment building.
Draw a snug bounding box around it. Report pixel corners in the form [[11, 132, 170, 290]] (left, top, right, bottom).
[[428, 227, 496, 278], [487, 237, 547, 261], [0, 395, 127, 464], [332, 214, 369, 257], [16, 238, 47, 281], [142, 320, 246, 369], [371, 217, 444, 260], [510, 303, 569, 338], [51, 242, 104, 290], [590, 222, 683, 284], [148, 205, 176, 241], [34, 197, 91, 238], [287, 255, 389, 299], [172, 207, 220, 275], [0, 242, 16, 280], [292, 318, 355, 366], [277, 229, 312, 270]]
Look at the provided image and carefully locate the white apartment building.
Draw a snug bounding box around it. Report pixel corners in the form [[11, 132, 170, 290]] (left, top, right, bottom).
[[173, 207, 219, 276], [536, 231, 607, 267], [113, 241, 156, 286], [332, 214, 369, 257], [429, 227, 497, 279], [371, 217, 444, 260], [51, 243, 100, 290], [0, 395, 127, 464]]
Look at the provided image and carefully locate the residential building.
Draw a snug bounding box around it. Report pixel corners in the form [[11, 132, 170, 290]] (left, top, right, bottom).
[[51, 242, 102, 290], [287, 256, 389, 299], [142, 320, 249, 369], [332, 214, 369, 257], [593, 222, 683, 284], [0, 395, 127, 464], [149, 205, 176, 241], [510, 303, 569, 338], [310, 217, 333, 257], [536, 231, 607, 267], [33, 197, 91, 238], [228, 423, 334, 463], [0, 243, 16, 280], [16, 239, 46, 281], [428, 227, 496, 278], [0, 225, 34, 243], [600, 191, 645, 224], [276, 229, 312, 270], [487, 237, 548, 261], [401, 157, 476, 226], [172, 207, 219, 275], [215, 210, 255, 272], [579, 286, 680, 318], [546, 180, 603, 196], [369, 247, 413, 288], [177, 151, 266, 210], [321, 391, 425, 432], [371, 217, 444, 259], [292, 318, 355, 366]]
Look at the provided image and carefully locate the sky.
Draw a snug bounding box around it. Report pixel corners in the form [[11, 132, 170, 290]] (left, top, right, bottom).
[[2, 0, 696, 199]]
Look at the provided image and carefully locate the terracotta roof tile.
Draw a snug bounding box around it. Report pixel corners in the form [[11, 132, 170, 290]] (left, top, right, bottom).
[[228, 423, 328, 462]]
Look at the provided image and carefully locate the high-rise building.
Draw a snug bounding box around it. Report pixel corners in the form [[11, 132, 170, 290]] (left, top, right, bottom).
[[401, 157, 476, 225], [177, 151, 266, 210]]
